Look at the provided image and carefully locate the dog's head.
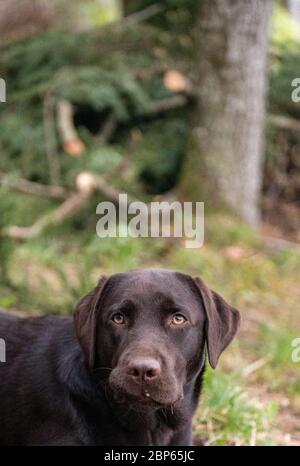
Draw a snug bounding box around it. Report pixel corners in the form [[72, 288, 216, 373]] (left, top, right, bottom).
[[74, 269, 240, 409]]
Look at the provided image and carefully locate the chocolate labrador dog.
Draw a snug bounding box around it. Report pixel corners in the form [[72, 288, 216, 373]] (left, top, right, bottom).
[[0, 269, 240, 446]]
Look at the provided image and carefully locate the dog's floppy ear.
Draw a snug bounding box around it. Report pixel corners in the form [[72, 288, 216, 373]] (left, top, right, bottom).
[[193, 277, 240, 369], [74, 276, 108, 369]]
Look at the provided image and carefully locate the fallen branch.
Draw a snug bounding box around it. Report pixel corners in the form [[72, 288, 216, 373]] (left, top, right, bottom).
[[163, 70, 196, 98], [4, 192, 90, 240], [3, 172, 178, 241], [57, 67, 191, 149], [96, 83, 189, 145], [57, 100, 85, 156], [242, 356, 272, 377], [269, 114, 300, 133], [124, 3, 163, 25], [150, 95, 188, 113], [0, 172, 71, 200], [92, 174, 136, 204], [262, 235, 300, 251], [97, 91, 189, 142], [136, 63, 196, 96], [3, 172, 133, 241]]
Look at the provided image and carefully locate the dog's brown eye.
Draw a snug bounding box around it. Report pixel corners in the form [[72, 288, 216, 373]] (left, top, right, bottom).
[[171, 314, 187, 325], [111, 313, 125, 325]]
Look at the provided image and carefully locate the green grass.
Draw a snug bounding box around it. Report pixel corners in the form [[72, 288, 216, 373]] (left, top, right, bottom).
[[194, 369, 277, 446]]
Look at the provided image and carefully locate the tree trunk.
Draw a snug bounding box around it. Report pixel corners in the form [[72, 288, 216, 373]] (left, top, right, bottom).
[[180, 0, 272, 226], [286, 0, 300, 21]]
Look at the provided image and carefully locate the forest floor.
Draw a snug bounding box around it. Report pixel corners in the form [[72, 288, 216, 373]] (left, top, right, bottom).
[[1, 203, 299, 446]]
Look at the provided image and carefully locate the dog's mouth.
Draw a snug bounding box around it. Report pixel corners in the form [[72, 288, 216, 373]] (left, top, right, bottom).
[[113, 389, 161, 406], [108, 381, 182, 409], [107, 363, 184, 410]]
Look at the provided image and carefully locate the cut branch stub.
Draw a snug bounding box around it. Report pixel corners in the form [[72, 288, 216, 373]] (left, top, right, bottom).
[[57, 100, 85, 157]]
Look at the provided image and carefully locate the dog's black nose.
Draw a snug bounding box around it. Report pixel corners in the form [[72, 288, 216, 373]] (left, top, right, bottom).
[[127, 357, 161, 382]]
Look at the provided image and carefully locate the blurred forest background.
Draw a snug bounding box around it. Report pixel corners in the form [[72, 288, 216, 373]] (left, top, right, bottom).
[[0, 0, 300, 445]]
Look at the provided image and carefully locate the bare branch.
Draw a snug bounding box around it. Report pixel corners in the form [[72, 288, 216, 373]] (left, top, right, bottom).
[[262, 235, 300, 251], [4, 192, 90, 240], [2, 172, 177, 241], [57, 100, 85, 156], [124, 4, 163, 25], [150, 95, 188, 113], [0, 172, 71, 200], [57, 100, 77, 143], [92, 174, 136, 204], [2, 172, 134, 241], [269, 114, 300, 133], [242, 356, 272, 377]]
